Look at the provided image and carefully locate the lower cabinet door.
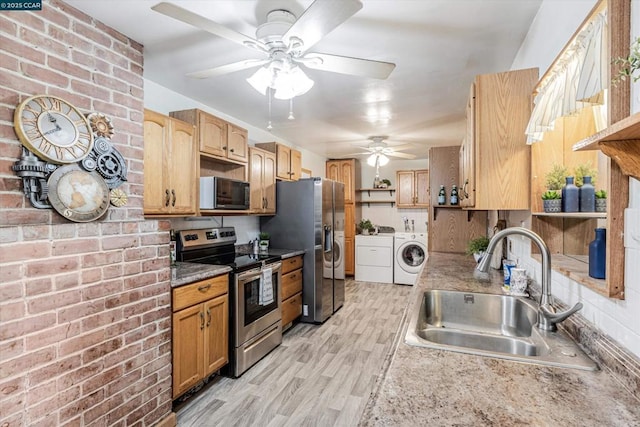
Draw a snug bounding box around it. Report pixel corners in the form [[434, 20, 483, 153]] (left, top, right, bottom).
[[282, 293, 302, 326], [203, 295, 229, 377], [172, 304, 204, 398]]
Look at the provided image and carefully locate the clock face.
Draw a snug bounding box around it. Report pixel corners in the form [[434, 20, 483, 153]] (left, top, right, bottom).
[[14, 95, 94, 164]]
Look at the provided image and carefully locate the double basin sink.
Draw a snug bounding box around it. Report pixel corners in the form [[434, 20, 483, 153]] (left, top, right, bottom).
[[405, 290, 598, 371]]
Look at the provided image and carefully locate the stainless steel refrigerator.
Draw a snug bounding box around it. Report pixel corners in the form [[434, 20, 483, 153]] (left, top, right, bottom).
[[261, 178, 345, 323]]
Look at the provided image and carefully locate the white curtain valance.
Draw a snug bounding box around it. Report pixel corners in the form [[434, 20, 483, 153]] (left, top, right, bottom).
[[526, 11, 608, 144]]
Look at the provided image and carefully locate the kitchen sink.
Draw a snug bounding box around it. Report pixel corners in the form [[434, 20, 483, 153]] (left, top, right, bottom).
[[405, 290, 598, 370]]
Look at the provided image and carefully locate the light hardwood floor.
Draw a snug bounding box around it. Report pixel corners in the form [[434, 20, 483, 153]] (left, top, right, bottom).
[[175, 280, 412, 427]]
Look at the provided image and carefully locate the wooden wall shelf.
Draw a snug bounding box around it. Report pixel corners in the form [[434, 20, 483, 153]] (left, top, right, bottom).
[[532, 212, 607, 219], [573, 112, 640, 180], [357, 188, 395, 196], [357, 200, 395, 207]]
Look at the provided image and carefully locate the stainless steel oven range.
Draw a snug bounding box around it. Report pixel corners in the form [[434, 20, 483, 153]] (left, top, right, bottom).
[[176, 227, 282, 377]]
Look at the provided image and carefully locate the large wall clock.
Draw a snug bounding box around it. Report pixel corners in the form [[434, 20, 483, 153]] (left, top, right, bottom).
[[14, 95, 94, 164]]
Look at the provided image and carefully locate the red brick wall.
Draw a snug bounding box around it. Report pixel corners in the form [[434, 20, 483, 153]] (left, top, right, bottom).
[[0, 2, 173, 426]]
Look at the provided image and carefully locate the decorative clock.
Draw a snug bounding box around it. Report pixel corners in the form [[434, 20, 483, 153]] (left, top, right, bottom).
[[14, 95, 94, 164]]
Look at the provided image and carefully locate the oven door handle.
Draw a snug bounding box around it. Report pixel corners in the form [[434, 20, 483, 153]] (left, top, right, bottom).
[[237, 267, 263, 282]]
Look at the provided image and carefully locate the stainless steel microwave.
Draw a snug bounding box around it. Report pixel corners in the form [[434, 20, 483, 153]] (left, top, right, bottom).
[[200, 177, 250, 210]]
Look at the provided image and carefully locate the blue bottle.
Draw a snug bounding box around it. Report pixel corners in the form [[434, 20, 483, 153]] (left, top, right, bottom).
[[562, 176, 579, 212], [580, 176, 595, 212], [588, 228, 606, 279]]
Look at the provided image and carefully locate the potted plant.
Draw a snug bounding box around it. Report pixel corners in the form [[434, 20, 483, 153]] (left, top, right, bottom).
[[358, 219, 374, 235], [595, 189, 607, 212], [612, 36, 640, 85], [545, 164, 568, 192], [258, 232, 270, 252], [466, 236, 490, 262], [542, 190, 562, 213], [572, 162, 597, 188]]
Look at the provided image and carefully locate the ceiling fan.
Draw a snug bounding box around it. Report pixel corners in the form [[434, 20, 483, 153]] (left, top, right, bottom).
[[151, 1, 396, 98], [344, 136, 417, 163]]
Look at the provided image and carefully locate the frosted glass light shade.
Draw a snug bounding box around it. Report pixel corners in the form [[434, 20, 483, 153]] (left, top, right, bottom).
[[367, 154, 389, 167], [247, 63, 314, 100]]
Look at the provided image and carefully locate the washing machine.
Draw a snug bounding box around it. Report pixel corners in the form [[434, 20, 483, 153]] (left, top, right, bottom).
[[324, 230, 345, 280], [394, 232, 427, 285]]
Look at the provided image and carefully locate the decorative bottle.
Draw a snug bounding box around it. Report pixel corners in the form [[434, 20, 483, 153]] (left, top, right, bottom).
[[450, 185, 458, 205], [579, 176, 595, 212], [588, 228, 606, 279], [438, 185, 446, 205], [561, 176, 579, 212]]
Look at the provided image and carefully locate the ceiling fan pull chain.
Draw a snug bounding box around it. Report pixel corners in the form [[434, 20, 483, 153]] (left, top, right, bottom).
[[267, 87, 273, 131], [288, 98, 295, 120]]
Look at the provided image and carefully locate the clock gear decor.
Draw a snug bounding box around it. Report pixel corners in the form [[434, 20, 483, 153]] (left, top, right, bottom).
[[12, 94, 128, 221]]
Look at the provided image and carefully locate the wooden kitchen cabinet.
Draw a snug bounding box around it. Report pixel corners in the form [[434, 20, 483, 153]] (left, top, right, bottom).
[[281, 255, 303, 328], [248, 147, 276, 214], [255, 142, 302, 181], [396, 170, 429, 208], [459, 67, 538, 210], [326, 159, 361, 275], [172, 274, 229, 399], [428, 146, 487, 253], [170, 108, 248, 164], [143, 109, 197, 216]]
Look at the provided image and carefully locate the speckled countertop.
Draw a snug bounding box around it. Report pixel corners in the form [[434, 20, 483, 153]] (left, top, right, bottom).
[[360, 252, 640, 427], [170, 248, 304, 287]]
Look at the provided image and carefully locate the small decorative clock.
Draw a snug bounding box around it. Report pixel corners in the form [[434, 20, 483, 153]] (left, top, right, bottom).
[[47, 164, 110, 222], [14, 95, 94, 164]]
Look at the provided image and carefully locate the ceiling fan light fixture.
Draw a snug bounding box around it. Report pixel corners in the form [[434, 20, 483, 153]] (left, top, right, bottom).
[[367, 153, 389, 167], [246, 65, 273, 95], [273, 65, 314, 100], [378, 154, 390, 166]]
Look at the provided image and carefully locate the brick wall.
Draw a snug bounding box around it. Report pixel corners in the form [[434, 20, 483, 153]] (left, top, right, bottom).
[[0, 1, 173, 426]]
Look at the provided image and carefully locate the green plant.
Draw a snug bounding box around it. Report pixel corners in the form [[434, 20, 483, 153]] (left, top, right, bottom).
[[573, 162, 597, 187], [541, 190, 561, 200], [612, 36, 640, 86], [466, 236, 490, 256], [358, 219, 374, 231], [259, 232, 270, 241], [545, 164, 569, 190], [595, 189, 607, 199], [381, 179, 391, 186]]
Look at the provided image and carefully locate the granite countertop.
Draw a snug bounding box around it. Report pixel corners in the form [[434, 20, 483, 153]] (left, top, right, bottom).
[[360, 252, 640, 426], [170, 248, 304, 287], [170, 262, 232, 288]]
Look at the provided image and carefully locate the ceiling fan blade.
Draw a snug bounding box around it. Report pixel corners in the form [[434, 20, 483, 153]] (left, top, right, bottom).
[[385, 143, 415, 151], [386, 152, 417, 159], [284, 0, 362, 53], [302, 53, 396, 79], [151, 2, 266, 51], [186, 59, 268, 79]]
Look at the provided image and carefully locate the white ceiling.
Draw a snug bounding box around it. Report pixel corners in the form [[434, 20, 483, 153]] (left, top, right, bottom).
[[65, 0, 542, 161]]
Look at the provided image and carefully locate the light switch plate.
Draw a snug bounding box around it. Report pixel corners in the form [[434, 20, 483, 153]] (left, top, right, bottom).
[[624, 209, 640, 250]]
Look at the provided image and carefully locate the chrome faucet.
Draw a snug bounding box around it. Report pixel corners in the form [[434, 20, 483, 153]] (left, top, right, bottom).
[[476, 227, 583, 332]]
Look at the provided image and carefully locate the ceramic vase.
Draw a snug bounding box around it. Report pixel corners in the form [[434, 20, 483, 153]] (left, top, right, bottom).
[[579, 176, 595, 212], [595, 198, 607, 212], [561, 176, 579, 213], [543, 199, 562, 213], [588, 228, 606, 279]]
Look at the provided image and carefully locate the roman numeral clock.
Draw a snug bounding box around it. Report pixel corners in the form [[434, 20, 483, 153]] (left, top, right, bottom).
[[13, 95, 128, 222]]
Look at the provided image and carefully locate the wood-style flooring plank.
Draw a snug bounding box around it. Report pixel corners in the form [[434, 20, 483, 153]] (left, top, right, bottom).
[[176, 280, 411, 427]]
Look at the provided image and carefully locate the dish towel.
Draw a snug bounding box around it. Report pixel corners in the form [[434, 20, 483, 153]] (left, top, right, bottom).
[[259, 267, 274, 306]]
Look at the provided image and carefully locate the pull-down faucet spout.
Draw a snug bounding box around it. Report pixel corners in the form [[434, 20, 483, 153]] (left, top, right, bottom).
[[476, 227, 583, 332]]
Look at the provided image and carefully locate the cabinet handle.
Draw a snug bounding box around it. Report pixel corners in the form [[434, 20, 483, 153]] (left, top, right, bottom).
[[222, 146, 227, 151], [165, 189, 170, 207], [200, 311, 204, 330], [171, 189, 176, 206], [229, 148, 234, 153], [197, 284, 211, 292], [206, 308, 211, 327], [462, 179, 469, 200]]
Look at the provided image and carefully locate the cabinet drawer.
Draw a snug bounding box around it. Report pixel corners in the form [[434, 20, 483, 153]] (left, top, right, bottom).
[[282, 293, 302, 326], [282, 255, 303, 274], [281, 269, 302, 301], [173, 274, 228, 312]]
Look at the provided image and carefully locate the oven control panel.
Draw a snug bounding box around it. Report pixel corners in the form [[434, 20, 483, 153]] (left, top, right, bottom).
[[177, 227, 237, 250]]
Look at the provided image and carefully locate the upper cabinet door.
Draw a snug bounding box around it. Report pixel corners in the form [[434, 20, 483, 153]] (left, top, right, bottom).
[[169, 119, 197, 214], [414, 170, 430, 207], [396, 170, 416, 207], [198, 112, 227, 158], [143, 110, 170, 214], [226, 123, 248, 163], [290, 148, 302, 181], [326, 162, 339, 182], [340, 160, 354, 203], [276, 144, 292, 180]]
